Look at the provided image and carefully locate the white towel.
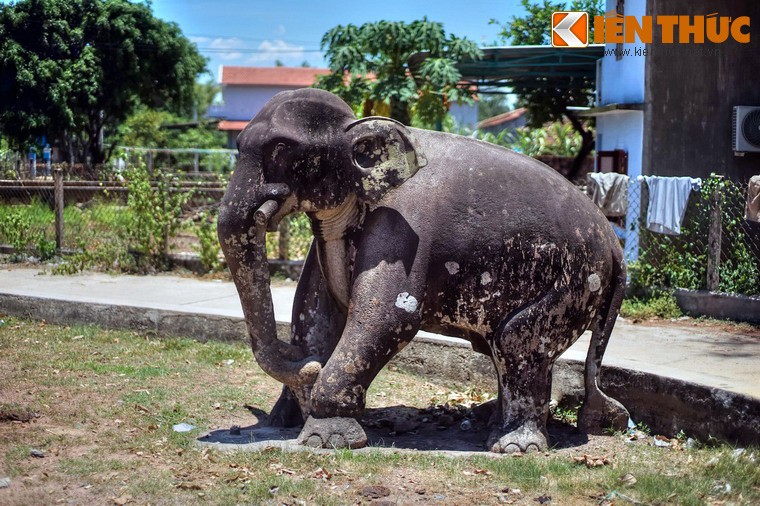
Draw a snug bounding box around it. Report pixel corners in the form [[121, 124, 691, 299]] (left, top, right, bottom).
[[588, 172, 629, 217], [640, 176, 702, 235], [747, 175, 760, 223]]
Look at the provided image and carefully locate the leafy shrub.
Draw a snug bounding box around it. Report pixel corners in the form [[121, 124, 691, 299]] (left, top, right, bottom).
[[0, 207, 34, 252], [621, 293, 682, 320], [195, 210, 222, 273], [124, 164, 193, 265], [36, 236, 57, 260]]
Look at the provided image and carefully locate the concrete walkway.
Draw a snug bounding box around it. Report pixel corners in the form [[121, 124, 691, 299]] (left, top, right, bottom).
[[1, 267, 759, 399]]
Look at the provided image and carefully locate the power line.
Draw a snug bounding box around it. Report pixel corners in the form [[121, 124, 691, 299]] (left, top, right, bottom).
[[188, 33, 319, 45], [197, 47, 324, 54]]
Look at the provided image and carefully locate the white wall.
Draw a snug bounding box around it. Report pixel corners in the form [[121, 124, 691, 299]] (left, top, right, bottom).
[[220, 85, 301, 121], [597, 110, 644, 262], [598, 0, 646, 105], [597, 110, 644, 178]]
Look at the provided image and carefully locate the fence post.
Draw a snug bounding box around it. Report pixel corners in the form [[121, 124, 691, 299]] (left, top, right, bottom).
[[707, 177, 723, 291], [54, 168, 64, 251], [278, 219, 290, 260]]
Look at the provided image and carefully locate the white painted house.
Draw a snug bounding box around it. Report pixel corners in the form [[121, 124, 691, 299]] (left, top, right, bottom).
[[210, 66, 331, 149]]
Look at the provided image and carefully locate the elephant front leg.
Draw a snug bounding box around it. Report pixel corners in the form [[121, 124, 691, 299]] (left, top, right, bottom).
[[297, 264, 424, 449], [269, 242, 347, 427]]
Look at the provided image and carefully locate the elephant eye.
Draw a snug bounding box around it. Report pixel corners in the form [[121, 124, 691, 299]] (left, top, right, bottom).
[[270, 142, 289, 165], [353, 137, 383, 170]]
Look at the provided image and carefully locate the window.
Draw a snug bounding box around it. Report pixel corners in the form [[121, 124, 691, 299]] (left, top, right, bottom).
[[597, 149, 628, 174]]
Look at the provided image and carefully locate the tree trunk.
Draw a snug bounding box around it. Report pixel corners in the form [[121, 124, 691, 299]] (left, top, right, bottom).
[[565, 111, 594, 182], [389, 98, 411, 126]]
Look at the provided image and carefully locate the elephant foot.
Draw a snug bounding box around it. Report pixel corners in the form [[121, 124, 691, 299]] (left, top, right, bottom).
[[578, 392, 629, 434], [488, 423, 548, 454], [297, 416, 368, 449]]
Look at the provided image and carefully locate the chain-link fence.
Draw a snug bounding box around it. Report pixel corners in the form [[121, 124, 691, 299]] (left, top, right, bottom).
[[0, 161, 316, 272], [3, 157, 758, 296], [595, 175, 760, 297]]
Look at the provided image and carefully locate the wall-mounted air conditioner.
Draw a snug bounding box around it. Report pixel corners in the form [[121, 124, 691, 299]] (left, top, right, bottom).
[[733, 106, 760, 155]]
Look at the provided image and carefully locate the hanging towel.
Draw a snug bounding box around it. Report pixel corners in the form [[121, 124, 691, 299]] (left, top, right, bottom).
[[747, 175, 760, 223], [640, 176, 702, 235], [587, 172, 629, 217]]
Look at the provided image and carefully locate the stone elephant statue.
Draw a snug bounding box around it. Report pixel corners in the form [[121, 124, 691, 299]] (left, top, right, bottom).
[[218, 88, 629, 453]]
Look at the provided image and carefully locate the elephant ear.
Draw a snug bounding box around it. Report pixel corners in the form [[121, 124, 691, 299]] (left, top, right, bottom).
[[345, 116, 427, 203]]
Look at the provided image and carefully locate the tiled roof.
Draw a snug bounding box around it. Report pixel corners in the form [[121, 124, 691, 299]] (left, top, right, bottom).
[[477, 107, 527, 129], [221, 66, 330, 86], [218, 120, 250, 131]]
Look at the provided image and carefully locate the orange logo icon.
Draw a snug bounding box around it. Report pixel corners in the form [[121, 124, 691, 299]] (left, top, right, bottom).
[[552, 12, 589, 47]]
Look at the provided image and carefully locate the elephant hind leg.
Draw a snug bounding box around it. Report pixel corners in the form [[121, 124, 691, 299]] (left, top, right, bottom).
[[578, 258, 630, 434], [487, 288, 580, 454]]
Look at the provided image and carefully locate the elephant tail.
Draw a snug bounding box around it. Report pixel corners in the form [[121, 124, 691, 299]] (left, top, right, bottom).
[[578, 249, 630, 433]]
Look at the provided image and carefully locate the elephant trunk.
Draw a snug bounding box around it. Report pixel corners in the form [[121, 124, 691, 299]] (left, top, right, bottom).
[[218, 189, 321, 388]]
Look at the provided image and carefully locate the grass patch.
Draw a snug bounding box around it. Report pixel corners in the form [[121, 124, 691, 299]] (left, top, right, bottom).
[[0, 316, 757, 505], [621, 293, 683, 320]]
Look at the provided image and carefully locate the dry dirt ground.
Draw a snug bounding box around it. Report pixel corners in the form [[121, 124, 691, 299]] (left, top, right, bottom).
[[0, 316, 758, 505]]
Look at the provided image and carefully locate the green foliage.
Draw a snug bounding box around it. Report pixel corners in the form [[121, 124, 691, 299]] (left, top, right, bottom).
[[494, 0, 602, 46], [193, 77, 220, 118], [466, 122, 586, 158], [491, 0, 602, 178], [0, 0, 206, 164], [316, 18, 482, 125], [621, 293, 682, 320], [115, 108, 224, 150], [629, 175, 759, 297], [124, 164, 192, 262], [52, 237, 134, 275], [492, 0, 603, 126], [0, 201, 58, 261], [0, 207, 34, 252], [36, 236, 57, 261], [477, 95, 511, 121], [195, 210, 222, 273]]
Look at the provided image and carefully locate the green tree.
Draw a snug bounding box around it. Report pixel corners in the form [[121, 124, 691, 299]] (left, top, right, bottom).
[[492, 0, 602, 179], [316, 18, 482, 126], [0, 0, 206, 171], [193, 77, 220, 120], [478, 94, 511, 121]]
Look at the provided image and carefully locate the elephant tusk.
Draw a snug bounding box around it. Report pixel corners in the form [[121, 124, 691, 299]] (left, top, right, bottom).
[[254, 200, 280, 228]]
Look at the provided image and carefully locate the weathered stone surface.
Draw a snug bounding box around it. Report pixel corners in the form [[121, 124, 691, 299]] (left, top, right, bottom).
[[218, 88, 632, 453], [297, 416, 368, 449], [675, 289, 760, 324]]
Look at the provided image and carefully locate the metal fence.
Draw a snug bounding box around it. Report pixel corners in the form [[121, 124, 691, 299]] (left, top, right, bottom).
[[2, 161, 758, 297], [0, 163, 315, 269], [608, 176, 760, 297]]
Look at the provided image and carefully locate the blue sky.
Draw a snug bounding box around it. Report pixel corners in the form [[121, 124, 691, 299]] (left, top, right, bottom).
[[150, 0, 527, 80]]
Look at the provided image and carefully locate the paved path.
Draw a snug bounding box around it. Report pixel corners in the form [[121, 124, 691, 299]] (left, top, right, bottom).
[[1, 267, 758, 399]]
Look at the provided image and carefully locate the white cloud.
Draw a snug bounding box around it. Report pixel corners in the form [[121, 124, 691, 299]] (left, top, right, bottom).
[[247, 39, 305, 65], [210, 37, 246, 61], [189, 36, 210, 45]]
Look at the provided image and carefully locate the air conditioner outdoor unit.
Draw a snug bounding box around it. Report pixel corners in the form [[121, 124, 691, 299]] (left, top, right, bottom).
[[733, 106, 760, 154]]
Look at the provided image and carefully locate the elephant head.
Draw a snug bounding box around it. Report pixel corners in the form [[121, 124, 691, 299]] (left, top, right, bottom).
[[217, 88, 427, 391]]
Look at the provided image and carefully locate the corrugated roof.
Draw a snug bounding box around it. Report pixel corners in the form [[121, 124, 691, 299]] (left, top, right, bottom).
[[221, 66, 330, 86], [477, 108, 527, 129]]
